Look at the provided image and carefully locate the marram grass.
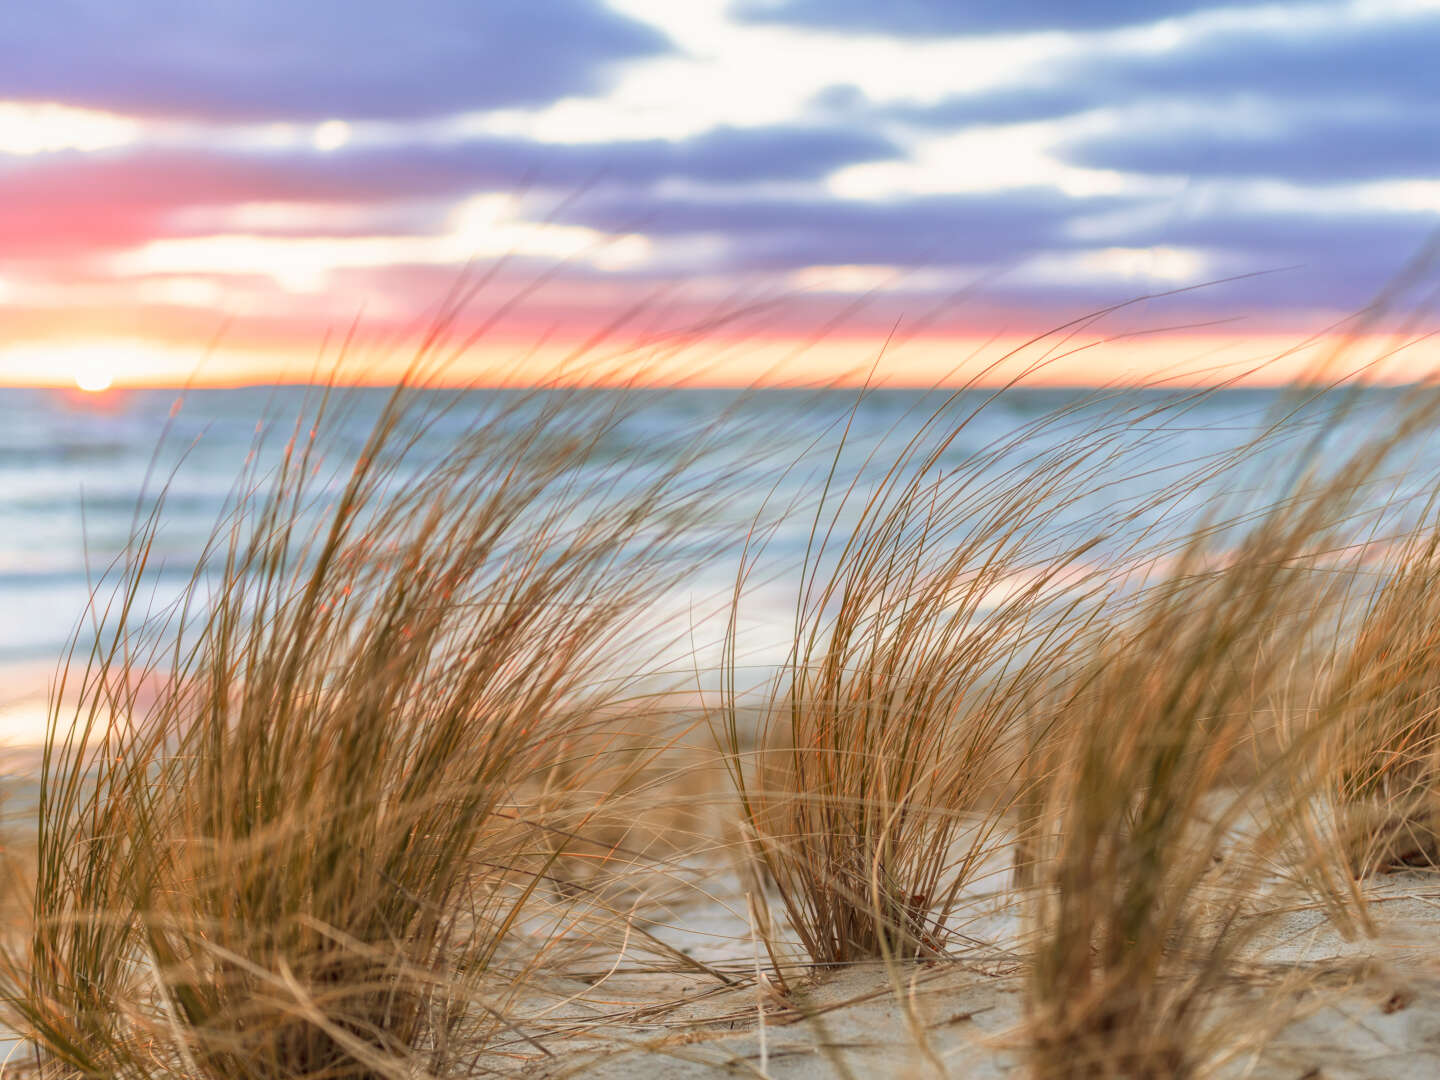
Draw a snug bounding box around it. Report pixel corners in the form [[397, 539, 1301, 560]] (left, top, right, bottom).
[[6, 360, 1440, 1078], [5, 380, 735, 1078]]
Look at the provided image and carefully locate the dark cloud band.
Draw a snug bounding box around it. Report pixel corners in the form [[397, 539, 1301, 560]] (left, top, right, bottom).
[[0, 0, 669, 120], [734, 0, 1257, 36]]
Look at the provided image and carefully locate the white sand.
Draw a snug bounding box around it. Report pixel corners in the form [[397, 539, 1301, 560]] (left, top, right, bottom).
[[477, 870, 1440, 1079]]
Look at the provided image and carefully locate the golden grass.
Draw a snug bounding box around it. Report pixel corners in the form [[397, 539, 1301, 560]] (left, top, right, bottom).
[[715, 385, 1135, 965], [1317, 524, 1440, 875], [8, 347, 1440, 1077], [1021, 548, 1318, 1078], [3, 381, 735, 1077], [1019, 378, 1440, 1078]]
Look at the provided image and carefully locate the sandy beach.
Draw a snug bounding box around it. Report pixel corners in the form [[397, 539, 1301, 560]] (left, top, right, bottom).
[[449, 863, 1440, 1078]]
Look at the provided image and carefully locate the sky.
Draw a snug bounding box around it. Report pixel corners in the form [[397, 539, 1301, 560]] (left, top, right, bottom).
[[0, 0, 1437, 388]]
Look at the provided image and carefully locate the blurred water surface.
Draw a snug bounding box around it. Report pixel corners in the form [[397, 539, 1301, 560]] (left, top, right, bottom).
[[0, 384, 1430, 717]]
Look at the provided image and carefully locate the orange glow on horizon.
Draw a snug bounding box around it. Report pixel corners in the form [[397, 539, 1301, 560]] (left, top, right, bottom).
[[1, 329, 1437, 391]]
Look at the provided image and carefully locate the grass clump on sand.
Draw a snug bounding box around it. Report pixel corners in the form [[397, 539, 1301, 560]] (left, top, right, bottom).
[[5, 380, 724, 1078], [716, 383, 1208, 967], [1316, 523, 1440, 875], [1021, 380, 1440, 1079], [1021, 543, 1317, 1079]]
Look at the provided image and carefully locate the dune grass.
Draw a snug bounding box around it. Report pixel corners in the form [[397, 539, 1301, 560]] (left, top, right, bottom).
[[714, 384, 1136, 966], [1019, 378, 1440, 1079], [4, 381, 734, 1078], [1316, 523, 1440, 877], [8, 352, 1440, 1077], [1021, 530, 1325, 1078]]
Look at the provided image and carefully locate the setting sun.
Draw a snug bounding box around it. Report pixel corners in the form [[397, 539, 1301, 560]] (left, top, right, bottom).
[[73, 365, 113, 393]]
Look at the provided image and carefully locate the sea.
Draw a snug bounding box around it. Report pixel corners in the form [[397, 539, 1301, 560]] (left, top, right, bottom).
[[0, 383, 1434, 741]]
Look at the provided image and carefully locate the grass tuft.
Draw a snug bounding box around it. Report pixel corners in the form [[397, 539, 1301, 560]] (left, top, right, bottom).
[[6, 382, 724, 1078]]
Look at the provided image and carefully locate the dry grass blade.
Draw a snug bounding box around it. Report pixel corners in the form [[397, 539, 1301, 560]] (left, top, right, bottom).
[[3, 379, 731, 1078], [1315, 523, 1440, 876], [1022, 379, 1440, 1080], [1023, 555, 1310, 1079], [716, 383, 1214, 967]]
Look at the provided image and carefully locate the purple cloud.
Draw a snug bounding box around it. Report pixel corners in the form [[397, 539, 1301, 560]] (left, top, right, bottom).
[[1089, 16, 1440, 106], [330, 124, 903, 188], [1063, 112, 1440, 183], [0, 0, 669, 120], [735, 0, 1264, 36], [557, 189, 1111, 269]]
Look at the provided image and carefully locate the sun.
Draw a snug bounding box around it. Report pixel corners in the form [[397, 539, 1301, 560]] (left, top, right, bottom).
[[73, 366, 114, 393]]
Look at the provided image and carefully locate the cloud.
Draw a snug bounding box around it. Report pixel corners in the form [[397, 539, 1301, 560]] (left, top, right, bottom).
[[1089, 15, 1440, 107], [557, 188, 1108, 270], [0, 151, 409, 259], [1112, 208, 1437, 268], [733, 0, 1257, 36], [561, 183, 1438, 314], [815, 14, 1440, 188], [890, 87, 1106, 128], [5, 1, 1434, 343], [1036, 14, 1440, 184], [1066, 206, 1440, 312], [0, 122, 900, 261], [811, 82, 1105, 129], [824, 12, 1440, 122], [0, 0, 669, 121], [1063, 112, 1440, 183], [331, 124, 902, 188]]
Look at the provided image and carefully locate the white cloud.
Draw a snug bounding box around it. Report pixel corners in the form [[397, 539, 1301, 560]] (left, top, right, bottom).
[[0, 101, 139, 155], [829, 119, 1171, 200], [1016, 246, 1215, 286], [458, 0, 1068, 144], [106, 193, 653, 291], [312, 119, 352, 152]]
